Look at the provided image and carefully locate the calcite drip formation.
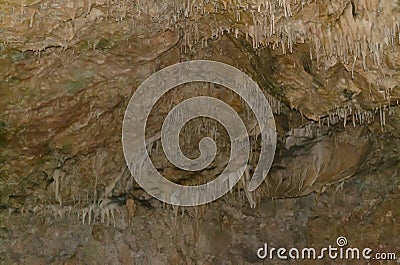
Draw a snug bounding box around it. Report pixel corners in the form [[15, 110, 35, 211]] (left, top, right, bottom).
[[1, 0, 399, 213], [1, 1, 398, 115]]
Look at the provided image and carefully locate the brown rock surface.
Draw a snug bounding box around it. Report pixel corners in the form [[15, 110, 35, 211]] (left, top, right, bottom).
[[0, 0, 399, 264]]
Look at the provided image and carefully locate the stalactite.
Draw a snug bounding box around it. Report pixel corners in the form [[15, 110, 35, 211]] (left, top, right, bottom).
[[382, 105, 386, 128]]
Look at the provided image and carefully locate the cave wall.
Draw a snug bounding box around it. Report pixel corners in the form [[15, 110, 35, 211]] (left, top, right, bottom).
[[0, 0, 399, 264]]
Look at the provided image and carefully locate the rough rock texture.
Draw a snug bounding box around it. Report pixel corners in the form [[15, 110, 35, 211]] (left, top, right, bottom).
[[0, 0, 399, 264]]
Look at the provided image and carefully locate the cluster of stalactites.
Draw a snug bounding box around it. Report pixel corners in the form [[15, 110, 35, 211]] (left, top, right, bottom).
[[2, 0, 398, 69], [178, 0, 400, 72], [320, 102, 397, 131], [312, 0, 400, 70]]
